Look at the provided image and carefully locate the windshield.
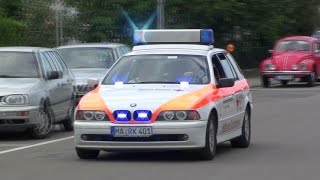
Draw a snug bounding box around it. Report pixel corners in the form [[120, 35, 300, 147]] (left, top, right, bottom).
[[275, 40, 311, 52], [102, 55, 210, 85], [0, 52, 39, 78], [57, 47, 115, 69]]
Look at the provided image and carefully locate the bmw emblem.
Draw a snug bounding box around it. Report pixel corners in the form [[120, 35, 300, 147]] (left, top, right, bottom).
[[130, 103, 137, 107]]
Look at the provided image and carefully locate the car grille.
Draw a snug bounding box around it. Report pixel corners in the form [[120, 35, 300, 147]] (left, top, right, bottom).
[[81, 134, 188, 142]]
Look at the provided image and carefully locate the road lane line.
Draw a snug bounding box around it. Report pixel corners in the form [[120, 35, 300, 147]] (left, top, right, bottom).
[[0, 136, 74, 155], [0, 144, 29, 147]]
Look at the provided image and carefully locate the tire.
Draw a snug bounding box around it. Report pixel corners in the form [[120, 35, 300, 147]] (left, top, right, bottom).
[[197, 115, 217, 160], [261, 76, 270, 88], [281, 80, 288, 86], [63, 100, 76, 131], [307, 71, 316, 87], [76, 147, 100, 159], [30, 108, 53, 139], [231, 106, 251, 148]]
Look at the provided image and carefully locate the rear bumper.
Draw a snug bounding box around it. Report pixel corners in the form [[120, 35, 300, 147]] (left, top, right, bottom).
[[0, 106, 40, 131], [74, 121, 207, 151]]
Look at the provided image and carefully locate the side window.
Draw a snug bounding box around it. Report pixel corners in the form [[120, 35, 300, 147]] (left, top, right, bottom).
[[40, 53, 54, 73], [314, 42, 320, 53], [120, 47, 128, 54], [52, 51, 68, 72], [48, 51, 63, 72], [43, 52, 57, 71], [217, 53, 237, 80], [211, 54, 226, 81], [226, 53, 244, 79], [116, 47, 123, 57]]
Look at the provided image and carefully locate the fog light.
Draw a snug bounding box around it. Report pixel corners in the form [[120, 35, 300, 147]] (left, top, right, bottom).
[[182, 134, 189, 141], [81, 135, 88, 140]]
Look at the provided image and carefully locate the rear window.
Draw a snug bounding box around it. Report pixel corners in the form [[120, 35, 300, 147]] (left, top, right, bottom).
[[0, 52, 39, 78]]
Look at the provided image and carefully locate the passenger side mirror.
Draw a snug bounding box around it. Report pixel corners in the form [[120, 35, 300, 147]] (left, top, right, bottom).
[[217, 78, 235, 88], [47, 71, 62, 80], [268, 49, 274, 54], [87, 78, 99, 88]]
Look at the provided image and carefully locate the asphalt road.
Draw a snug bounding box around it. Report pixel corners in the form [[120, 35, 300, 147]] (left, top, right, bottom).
[[1, 83, 320, 180]]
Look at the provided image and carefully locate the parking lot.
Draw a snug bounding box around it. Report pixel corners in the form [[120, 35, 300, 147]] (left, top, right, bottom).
[[1, 84, 320, 180]]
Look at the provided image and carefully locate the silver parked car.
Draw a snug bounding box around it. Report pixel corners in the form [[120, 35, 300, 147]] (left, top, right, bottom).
[[56, 43, 131, 99], [0, 47, 76, 139]]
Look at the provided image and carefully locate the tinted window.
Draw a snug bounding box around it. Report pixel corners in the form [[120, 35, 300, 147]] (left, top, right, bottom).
[[0, 52, 39, 78], [102, 55, 210, 85], [58, 47, 115, 69]]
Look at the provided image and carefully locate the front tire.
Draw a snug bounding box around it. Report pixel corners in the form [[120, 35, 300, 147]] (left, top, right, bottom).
[[231, 106, 251, 148], [197, 116, 217, 160], [30, 109, 53, 139], [281, 80, 288, 86], [76, 147, 100, 159], [63, 101, 76, 131], [307, 71, 316, 87], [261, 76, 270, 88]]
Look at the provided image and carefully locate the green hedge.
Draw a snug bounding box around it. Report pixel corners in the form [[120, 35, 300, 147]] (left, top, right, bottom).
[[0, 17, 26, 46]]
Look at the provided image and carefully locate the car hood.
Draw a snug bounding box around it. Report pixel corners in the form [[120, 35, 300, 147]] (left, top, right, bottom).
[[271, 52, 311, 70], [79, 84, 216, 112], [71, 68, 107, 85], [0, 78, 40, 96]]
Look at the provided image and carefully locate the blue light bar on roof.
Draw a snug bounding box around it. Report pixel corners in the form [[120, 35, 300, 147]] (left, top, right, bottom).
[[133, 29, 214, 45]]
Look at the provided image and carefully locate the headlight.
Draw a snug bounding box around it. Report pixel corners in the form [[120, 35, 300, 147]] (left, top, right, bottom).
[[300, 62, 308, 70], [76, 110, 109, 121], [156, 110, 201, 121], [1, 95, 29, 105], [292, 64, 299, 71], [264, 64, 276, 71]]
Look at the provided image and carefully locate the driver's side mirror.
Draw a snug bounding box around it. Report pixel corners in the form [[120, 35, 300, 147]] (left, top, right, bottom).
[[314, 50, 320, 54], [217, 78, 235, 88], [47, 71, 62, 80], [87, 78, 99, 88], [268, 49, 274, 54]]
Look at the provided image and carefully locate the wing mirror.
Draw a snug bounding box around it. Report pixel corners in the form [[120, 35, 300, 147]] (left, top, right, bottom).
[[87, 78, 99, 88], [47, 71, 62, 80], [268, 49, 274, 54], [217, 78, 235, 88]]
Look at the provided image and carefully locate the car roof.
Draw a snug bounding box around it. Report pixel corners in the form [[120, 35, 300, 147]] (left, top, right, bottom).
[[127, 44, 225, 56], [280, 36, 317, 42], [56, 43, 127, 49], [0, 46, 50, 52]]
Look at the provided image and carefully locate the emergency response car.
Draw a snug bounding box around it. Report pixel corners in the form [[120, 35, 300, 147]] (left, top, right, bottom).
[[74, 29, 253, 160]]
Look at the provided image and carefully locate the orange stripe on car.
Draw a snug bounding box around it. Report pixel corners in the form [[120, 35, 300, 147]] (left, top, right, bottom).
[[77, 85, 115, 122], [151, 84, 220, 122]]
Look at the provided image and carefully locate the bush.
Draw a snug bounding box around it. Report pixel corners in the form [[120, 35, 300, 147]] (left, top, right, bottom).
[[0, 17, 26, 46]]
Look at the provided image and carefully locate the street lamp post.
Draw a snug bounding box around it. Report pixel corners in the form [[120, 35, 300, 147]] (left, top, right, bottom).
[[157, 0, 165, 29]]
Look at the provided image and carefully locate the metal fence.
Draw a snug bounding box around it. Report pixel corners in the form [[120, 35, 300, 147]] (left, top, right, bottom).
[[0, 0, 292, 69]]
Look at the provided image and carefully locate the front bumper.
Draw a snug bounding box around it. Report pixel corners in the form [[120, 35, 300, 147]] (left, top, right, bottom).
[[261, 71, 312, 79], [0, 106, 40, 130], [74, 121, 207, 151]]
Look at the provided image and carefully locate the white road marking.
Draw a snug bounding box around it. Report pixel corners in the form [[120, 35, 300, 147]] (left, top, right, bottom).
[[0, 144, 29, 147], [0, 136, 74, 155]]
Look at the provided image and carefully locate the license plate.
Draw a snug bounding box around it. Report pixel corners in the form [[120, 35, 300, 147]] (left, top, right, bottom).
[[275, 75, 293, 80], [111, 126, 153, 137]]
